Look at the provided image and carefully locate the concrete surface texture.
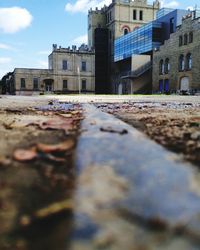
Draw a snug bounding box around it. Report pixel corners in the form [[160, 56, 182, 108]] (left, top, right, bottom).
[[0, 94, 200, 250]]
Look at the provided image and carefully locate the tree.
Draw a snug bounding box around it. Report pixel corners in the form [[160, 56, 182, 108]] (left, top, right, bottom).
[[0, 72, 13, 94]]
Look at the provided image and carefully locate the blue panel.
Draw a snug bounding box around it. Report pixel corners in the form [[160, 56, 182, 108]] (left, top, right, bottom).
[[159, 80, 163, 92], [164, 79, 169, 92]]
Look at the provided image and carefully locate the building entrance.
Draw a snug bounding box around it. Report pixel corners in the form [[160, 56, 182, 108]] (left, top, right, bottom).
[[44, 79, 54, 93], [180, 77, 189, 91]]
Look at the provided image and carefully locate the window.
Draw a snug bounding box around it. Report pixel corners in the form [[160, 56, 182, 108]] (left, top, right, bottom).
[[81, 61, 86, 71], [20, 78, 26, 89], [33, 78, 39, 89], [164, 79, 169, 92], [133, 10, 137, 20], [179, 36, 183, 46], [186, 53, 192, 70], [139, 10, 143, 21], [184, 34, 188, 45], [170, 17, 175, 33], [124, 28, 129, 35], [62, 60, 68, 70], [63, 80, 68, 89], [159, 80, 163, 92], [81, 79, 86, 90], [179, 55, 184, 71], [159, 60, 164, 75], [108, 11, 111, 22], [189, 32, 193, 43], [164, 58, 170, 74]]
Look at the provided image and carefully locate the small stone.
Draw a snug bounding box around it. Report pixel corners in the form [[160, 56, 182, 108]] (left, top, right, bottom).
[[190, 132, 200, 140]]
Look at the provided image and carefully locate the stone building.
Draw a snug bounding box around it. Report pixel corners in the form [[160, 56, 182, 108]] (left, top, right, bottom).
[[13, 44, 95, 95], [88, 0, 160, 49], [88, 0, 160, 93], [153, 10, 200, 94]]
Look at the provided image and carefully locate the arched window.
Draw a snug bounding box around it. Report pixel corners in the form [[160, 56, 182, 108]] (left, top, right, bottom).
[[179, 36, 183, 46], [189, 32, 193, 43], [186, 53, 192, 70], [179, 55, 184, 71], [159, 60, 164, 75], [184, 34, 188, 45], [122, 26, 130, 35], [164, 58, 170, 74], [124, 28, 129, 35]]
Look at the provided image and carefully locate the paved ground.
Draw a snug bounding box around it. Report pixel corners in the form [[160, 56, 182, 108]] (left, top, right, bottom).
[[0, 94, 200, 250]]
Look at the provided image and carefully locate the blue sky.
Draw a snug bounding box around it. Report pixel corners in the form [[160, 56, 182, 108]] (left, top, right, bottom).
[[0, 0, 198, 79]]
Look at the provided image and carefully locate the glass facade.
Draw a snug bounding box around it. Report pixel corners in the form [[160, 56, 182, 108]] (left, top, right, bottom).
[[114, 22, 162, 62], [156, 8, 174, 19], [114, 8, 190, 62]]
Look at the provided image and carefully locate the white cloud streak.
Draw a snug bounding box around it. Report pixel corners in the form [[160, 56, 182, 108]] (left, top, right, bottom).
[[0, 57, 12, 64], [38, 50, 51, 55], [160, 0, 180, 8], [65, 0, 111, 13], [72, 34, 88, 45], [0, 43, 13, 50], [38, 60, 48, 68], [0, 7, 33, 33]]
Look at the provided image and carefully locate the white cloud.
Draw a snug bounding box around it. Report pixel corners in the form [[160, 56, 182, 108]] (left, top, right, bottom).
[[160, 0, 180, 8], [72, 34, 88, 45], [0, 43, 13, 50], [38, 50, 51, 55], [0, 7, 33, 33], [38, 60, 48, 68], [65, 0, 111, 13], [0, 57, 12, 64]]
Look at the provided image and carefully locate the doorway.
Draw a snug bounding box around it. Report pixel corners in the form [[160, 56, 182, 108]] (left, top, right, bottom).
[[44, 79, 54, 93]]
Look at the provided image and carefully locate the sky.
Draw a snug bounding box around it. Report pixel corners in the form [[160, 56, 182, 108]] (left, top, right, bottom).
[[0, 0, 198, 79]]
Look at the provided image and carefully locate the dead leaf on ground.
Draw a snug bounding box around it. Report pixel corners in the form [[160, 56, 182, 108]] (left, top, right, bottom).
[[3, 122, 14, 130], [100, 126, 128, 135], [58, 113, 73, 118], [19, 199, 73, 227], [0, 156, 11, 166], [39, 118, 74, 134], [13, 148, 38, 162], [36, 139, 75, 153]]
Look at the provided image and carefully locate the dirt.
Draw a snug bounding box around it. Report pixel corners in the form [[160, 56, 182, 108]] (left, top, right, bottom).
[[0, 98, 83, 250], [96, 102, 200, 167]]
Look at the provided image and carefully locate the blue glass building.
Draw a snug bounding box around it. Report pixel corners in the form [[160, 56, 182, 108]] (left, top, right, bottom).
[[114, 22, 162, 61], [156, 8, 174, 19], [114, 8, 190, 62]]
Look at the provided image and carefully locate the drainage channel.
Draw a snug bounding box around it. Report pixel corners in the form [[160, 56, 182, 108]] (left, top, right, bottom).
[[71, 103, 200, 250]]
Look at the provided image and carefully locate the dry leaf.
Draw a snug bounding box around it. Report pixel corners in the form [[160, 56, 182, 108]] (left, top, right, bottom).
[[34, 199, 73, 219], [58, 113, 73, 118], [0, 156, 11, 166], [37, 139, 75, 153], [39, 118, 73, 133], [13, 148, 37, 161]]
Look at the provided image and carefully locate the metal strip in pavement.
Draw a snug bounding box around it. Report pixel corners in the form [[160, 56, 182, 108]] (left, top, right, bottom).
[[72, 104, 200, 247]]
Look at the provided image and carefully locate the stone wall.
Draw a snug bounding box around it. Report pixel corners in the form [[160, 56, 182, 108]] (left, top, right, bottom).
[[153, 15, 200, 93]]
